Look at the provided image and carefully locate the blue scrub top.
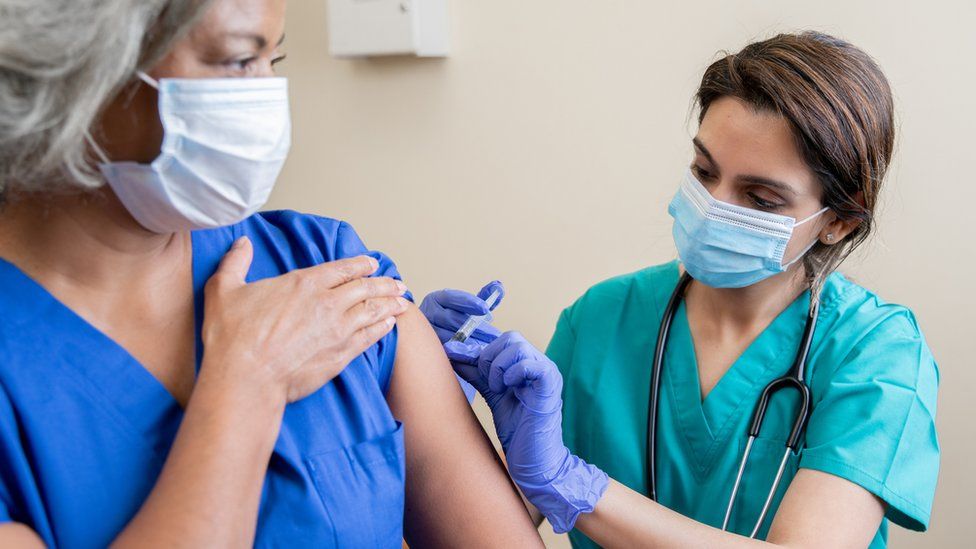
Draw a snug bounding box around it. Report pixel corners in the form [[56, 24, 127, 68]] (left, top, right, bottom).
[[0, 211, 411, 548], [548, 261, 940, 548]]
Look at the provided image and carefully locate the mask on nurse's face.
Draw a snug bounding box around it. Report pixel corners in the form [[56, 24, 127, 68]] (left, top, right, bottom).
[[668, 169, 828, 288], [89, 71, 292, 233]]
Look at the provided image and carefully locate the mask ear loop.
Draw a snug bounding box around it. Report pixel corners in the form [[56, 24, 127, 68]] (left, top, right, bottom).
[[794, 206, 829, 227], [781, 207, 831, 268], [136, 70, 160, 90], [83, 131, 112, 165]]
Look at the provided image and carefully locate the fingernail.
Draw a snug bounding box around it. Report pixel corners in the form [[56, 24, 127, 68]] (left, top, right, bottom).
[[232, 237, 247, 249], [396, 280, 408, 294], [397, 296, 410, 309], [367, 256, 379, 269], [386, 317, 396, 328]]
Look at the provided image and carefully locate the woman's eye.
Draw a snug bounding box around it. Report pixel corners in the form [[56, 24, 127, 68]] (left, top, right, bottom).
[[692, 165, 715, 180], [271, 54, 287, 66], [227, 56, 258, 72], [747, 191, 783, 210]]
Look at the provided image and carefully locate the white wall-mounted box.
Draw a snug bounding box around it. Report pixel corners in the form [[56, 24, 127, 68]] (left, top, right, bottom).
[[326, 0, 449, 58]]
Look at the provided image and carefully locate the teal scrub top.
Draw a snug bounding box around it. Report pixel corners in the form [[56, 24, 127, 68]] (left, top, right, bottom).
[[546, 261, 939, 548]]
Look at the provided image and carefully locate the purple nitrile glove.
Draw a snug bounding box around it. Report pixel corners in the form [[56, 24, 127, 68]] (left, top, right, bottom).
[[420, 281, 505, 402], [451, 331, 609, 534]]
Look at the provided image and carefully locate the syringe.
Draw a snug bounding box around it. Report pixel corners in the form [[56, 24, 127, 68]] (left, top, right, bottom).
[[449, 289, 502, 343]]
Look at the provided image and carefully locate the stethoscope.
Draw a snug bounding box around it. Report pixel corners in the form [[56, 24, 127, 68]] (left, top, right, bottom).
[[646, 272, 820, 538]]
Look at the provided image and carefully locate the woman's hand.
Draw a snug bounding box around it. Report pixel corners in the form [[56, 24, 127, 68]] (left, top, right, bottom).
[[452, 331, 609, 534], [419, 280, 504, 363], [201, 237, 411, 403], [420, 281, 505, 401]]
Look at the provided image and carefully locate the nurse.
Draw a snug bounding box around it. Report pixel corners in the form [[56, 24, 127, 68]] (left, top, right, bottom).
[[422, 32, 940, 547], [0, 0, 543, 547]]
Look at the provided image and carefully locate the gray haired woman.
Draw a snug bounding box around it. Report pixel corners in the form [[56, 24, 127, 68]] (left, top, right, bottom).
[[0, 1, 543, 546]]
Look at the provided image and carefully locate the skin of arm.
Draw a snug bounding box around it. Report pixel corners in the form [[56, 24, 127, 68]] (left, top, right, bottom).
[[497, 451, 545, 527], [0, 524, 44, 548], [576, 469, 884, 549], [386, 306, 544, 548]]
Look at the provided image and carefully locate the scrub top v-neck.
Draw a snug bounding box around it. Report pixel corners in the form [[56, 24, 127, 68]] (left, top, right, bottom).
[[0, 211, 410, 548], [547, 261, 939, 549]]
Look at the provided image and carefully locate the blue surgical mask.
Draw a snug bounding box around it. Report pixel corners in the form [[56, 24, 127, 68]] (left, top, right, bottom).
[[668, 169, 828, 288]]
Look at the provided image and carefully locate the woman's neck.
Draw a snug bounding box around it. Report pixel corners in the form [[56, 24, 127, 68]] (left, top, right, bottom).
[[684, 266, 809, 337], [0, 185, 187, 295]]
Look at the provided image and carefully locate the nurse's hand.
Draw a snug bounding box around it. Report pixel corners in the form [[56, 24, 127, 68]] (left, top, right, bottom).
[[420, 281, 504, 402], [453, 331, 609, 534], [201, 237, 411, 403], [419, 280, 504, 364]]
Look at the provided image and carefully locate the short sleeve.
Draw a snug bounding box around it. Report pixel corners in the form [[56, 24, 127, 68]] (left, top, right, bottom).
[[333, 221, 412, 393], [333, 221, 412, 303], [800, 311, 940, 531], [546, 305, 578, 396]]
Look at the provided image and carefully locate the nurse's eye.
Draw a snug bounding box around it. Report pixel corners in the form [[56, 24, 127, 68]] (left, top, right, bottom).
[[692, 165, 716, 181], [271, 53, 287, 66], [747, 191, 785, 211]]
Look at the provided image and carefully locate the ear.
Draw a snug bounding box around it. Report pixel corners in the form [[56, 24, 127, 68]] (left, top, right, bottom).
[[819, 191, 864, 246]]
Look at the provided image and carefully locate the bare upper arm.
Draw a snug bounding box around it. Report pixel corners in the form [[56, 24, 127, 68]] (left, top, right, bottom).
[[0, 523, 45, 548], [386, 305, 543, 548], [766, 468, 885, 548]]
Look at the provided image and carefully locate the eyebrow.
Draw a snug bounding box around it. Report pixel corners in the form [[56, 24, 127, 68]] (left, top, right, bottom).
[[692, 137, 716, 166], [692, 137, 799, 196], [225, 31, 286, 49]]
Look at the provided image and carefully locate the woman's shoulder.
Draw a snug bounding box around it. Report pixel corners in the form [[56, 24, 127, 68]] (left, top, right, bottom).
[[814, 271, 937, 390], [238, 210, 370, 260], [819, 271, 926, 342], [216, 211, 406, 283], [230, 212, 407, 388]]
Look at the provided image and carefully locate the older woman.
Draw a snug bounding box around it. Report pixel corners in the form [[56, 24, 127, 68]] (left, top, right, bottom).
[[0, 0, 542, 547]]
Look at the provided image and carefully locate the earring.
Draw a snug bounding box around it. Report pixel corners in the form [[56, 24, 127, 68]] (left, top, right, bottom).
[[825, 233, 834, 243]]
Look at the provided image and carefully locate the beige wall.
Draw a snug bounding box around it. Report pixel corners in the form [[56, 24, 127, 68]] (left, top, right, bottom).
[[271, 1, 974, 546]]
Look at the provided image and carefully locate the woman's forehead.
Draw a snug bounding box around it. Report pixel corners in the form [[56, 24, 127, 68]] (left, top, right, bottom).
[[187, 0, 286, 47], [697, 97, 818, 195]]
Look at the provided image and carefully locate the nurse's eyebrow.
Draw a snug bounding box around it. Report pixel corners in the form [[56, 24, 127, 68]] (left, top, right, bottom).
[[738, 175, 799, 196], [692, 138, 716, 167], [225, 32, 287, 49], [692, 137, 798, 196]]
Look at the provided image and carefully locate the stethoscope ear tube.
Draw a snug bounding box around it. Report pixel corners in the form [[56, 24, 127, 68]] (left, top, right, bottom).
[[646, 272, 693, 502]]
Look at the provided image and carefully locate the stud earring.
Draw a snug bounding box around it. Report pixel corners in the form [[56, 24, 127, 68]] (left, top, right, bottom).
[[825, 233, 834, 243]]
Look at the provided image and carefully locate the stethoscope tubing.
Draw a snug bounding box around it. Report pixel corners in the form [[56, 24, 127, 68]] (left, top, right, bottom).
[[646, 272, 820, 537]]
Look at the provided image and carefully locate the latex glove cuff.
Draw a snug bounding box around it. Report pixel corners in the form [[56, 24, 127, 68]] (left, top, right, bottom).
[[514, 449, 610, 534]]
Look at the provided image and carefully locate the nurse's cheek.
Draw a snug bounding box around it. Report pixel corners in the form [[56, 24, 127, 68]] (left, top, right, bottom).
[[199, 237, 411, 404]]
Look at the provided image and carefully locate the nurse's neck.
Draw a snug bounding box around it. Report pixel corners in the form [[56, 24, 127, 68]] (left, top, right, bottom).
[[0, 185, 187, 295], [685, 267, 810, 338]]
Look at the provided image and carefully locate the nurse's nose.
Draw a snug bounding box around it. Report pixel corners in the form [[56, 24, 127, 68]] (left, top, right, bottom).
[[703, 177, 739, 205]]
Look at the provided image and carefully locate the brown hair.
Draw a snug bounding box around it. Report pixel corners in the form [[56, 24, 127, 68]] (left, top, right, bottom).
[[696, 31, 895, 302]]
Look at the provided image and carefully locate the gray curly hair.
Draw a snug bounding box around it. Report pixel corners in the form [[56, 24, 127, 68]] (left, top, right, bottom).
[[0, 0, 213, 196]]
